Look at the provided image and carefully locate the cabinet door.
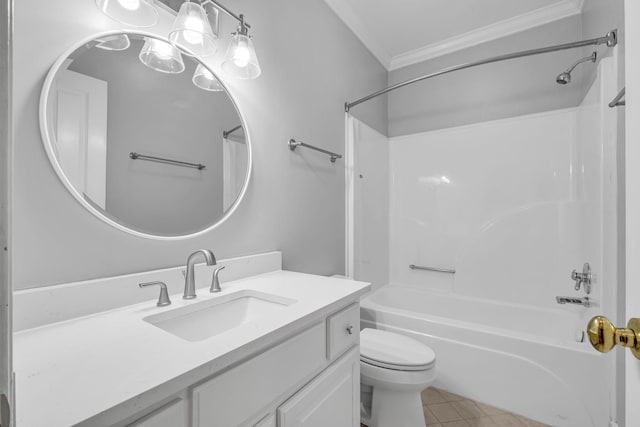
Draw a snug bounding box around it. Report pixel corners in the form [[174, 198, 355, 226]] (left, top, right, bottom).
[[254, 413, 276, 427], [192, 323, 326, 427], [277, 347, 359, 427], [127, 399, 186, 427]]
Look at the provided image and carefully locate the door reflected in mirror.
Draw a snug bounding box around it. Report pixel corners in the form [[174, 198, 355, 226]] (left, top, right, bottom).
[[40, 32, 251, 239]]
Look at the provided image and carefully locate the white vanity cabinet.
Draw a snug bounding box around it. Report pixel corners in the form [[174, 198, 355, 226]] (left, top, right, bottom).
[[111, 302, 361, 427], [192, 323, 327, 426], [191, 303, 361, 427], [15, 267, 370, 427], [275, 304, 360, 427], [277, 347, 360, 427]]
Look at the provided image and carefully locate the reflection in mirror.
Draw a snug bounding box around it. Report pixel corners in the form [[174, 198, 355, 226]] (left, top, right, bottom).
[[40, 32, 250, 239]]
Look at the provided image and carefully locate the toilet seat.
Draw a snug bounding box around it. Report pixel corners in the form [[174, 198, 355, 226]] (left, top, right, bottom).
[[361, 356, 434, 371], [360, 328, 435, 371]]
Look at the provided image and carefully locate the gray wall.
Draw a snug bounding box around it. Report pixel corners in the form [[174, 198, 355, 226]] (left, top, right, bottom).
[[388, 16, 585, 136], [69, 39, 239, 236], [12, 0, 387, 289]]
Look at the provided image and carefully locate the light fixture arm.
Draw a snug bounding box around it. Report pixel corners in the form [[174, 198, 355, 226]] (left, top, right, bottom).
[[201, 0, 251, 29], [236, 15, 250, 36]]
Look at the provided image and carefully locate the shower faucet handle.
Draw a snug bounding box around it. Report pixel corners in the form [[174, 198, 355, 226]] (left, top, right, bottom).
[[571, 262, 592, 294], [570, 270, 582, 290]]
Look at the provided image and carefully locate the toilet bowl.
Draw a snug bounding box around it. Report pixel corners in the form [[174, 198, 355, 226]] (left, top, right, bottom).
[[360, 328, 436, 427]]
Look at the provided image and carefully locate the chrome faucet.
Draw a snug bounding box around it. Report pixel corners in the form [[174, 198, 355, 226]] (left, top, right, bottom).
[[184, 249, 216, 299], [556, 296, 591, 307], [571, 262, 593, 294]]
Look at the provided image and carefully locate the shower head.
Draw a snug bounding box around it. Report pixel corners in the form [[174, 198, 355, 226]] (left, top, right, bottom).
[[556, 51, 597, 85], [556, 72, 572, 85]]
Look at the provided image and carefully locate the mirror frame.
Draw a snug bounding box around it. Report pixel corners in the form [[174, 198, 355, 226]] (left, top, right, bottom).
[[39, 30, 252, 240]]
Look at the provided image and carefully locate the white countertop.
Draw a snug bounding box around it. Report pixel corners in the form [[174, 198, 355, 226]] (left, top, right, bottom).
[[14, 270, 370, 427]]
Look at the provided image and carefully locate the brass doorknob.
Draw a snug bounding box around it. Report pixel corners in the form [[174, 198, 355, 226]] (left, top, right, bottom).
[[586, 316, 640, 359]]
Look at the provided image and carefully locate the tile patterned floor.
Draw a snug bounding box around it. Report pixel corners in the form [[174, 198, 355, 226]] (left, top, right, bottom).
[[362, 387, 550, 427]]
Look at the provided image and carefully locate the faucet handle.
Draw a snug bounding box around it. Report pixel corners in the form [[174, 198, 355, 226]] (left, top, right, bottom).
[[571, 269, 582, 290], [210, 266, 226, 293], [139, 281, 172, 307], [570, 262, 593, 293]]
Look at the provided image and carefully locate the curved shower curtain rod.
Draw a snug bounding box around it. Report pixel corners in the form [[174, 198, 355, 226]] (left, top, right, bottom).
[[344, 29, 618, 112]]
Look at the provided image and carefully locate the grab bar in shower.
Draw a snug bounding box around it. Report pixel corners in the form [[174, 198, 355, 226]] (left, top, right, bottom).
[[609, 87, 625, 107], [288, 139, 342, 163], [409, 264, 456, 274]]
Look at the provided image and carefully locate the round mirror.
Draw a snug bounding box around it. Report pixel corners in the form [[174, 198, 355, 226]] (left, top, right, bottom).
[[39, 31, 251, 239]]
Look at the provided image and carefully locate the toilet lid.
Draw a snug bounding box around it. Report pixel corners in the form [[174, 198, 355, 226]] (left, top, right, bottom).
[[360, 328, 435, 371]]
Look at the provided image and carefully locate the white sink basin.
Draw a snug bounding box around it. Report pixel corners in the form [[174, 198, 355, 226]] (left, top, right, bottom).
[[143, 290, 296, 342]]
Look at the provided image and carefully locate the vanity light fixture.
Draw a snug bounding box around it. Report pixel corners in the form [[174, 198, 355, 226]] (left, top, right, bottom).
[[96, 0, 262, 79], [221, 16, 261, 79], [169, 1, 218, 57], [139, 38, 185, 74], [95, 0, 159, 27], [95, 34, 131, 51], [192, 64, 224, 91]]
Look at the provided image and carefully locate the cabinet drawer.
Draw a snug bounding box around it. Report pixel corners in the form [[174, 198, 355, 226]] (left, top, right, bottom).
[[278, 347, 360, 427], [254, 413, 276, 427], [192, 322, 326, 427], [327, 303, 359, 360], [127, 399, 186, 427]]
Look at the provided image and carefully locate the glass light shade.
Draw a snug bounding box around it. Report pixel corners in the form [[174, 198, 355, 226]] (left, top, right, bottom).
[[139, 38, 185, 74], [168, 2, 218, 57], [192, 64, 224, 91], [221, 34, 261, 79], [95, 34, 131, 51], [95, 0, 158, 27]]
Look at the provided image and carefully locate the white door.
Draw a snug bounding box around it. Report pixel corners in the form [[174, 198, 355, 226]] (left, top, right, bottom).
[[625, 0, 640, 424], [0, 2, 11, 426], [277, 348, 360, 427], [52, 68, 108, 209]]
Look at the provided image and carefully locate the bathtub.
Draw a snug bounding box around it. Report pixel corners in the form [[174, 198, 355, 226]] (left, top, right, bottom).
[[360, 286, 610, 427]]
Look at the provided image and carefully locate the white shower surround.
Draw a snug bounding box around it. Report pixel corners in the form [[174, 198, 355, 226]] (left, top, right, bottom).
[[390, 107, 595, 305], [350, 54, 619, 426]]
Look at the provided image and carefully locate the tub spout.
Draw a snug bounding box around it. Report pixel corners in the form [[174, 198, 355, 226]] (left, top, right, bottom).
[[556, 296, 590, 307]]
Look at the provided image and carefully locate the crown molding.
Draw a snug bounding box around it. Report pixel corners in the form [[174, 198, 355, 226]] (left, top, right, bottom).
[[390, 0, 584, 70], [323, 0, 392, 69], [324, 0, 585, 72]]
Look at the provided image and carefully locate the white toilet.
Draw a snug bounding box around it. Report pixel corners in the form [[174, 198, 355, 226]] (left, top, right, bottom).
[[360, 328, 436, 427]]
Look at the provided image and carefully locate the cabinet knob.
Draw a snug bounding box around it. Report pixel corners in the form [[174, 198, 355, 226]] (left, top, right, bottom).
[[346, 325, 354, 335]]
